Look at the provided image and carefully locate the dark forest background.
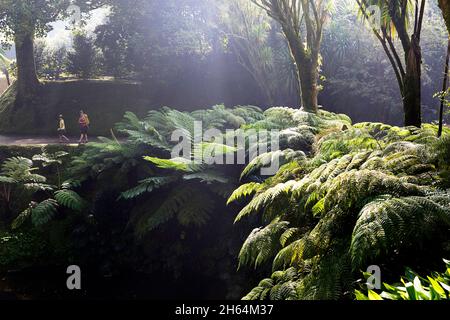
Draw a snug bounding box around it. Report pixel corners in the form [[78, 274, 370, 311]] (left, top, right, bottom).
[[1, 0, 443, 126]]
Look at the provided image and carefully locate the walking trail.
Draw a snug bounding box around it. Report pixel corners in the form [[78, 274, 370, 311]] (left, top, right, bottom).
[[0, 135, 101, 146]]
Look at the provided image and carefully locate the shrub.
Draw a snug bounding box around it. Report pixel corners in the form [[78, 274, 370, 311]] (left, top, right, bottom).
[[355, 259, 450, 300]]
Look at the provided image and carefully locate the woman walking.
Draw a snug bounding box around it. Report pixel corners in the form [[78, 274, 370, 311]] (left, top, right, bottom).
[[78, 110, 90, 144]]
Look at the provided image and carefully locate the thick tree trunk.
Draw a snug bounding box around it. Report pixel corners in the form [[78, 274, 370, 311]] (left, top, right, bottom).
[[14, 30, 39, 101], [438, 37, 450, 137], [402, 35, 422, 127], [283, 28, 319, 113], [403, 77, 421, 127], [298, 60, 319, 113]]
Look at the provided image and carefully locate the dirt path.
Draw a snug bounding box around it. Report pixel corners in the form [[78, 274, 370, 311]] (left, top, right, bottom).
[[0, 135, 101, 146]]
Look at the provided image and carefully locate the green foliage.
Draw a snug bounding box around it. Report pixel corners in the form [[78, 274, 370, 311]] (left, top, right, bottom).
[[242, 267, 299, 300], [0, 230, 48, 271], [35, 40, 68, 80], [144, 157, 194, 172], [0, 153, 86, 229], [32, 148, 69, 168], [0, 157, 45, 183], [125, 158, 231, 236], [54, 189, 85, 211], [11, 180, 85, 229], [355, 259, 450, 300], [72, 105, 267, 237], [67, 31, 101, 79], [238, 219, 289, 269], [131, 183, 216, 237], [30, 199, 59, 226], [119, 176, 177, 200], [244, 107, 351, 132], [350, 193, 450, 269], [71, 106, 350, 239], [220, 0, 297, 104], [234, 116, 450, 300], [240, 149, 305, 180], [0, 156, 47, 215], [227, 182, 262, 205], [70, 137, 143, 182]]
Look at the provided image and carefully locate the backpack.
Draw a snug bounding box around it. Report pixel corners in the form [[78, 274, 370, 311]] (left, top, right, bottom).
[[84, 114, 90, 126]]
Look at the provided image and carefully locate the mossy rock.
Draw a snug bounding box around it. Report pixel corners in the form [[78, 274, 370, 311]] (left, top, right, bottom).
[[279, 127, 316, 153]]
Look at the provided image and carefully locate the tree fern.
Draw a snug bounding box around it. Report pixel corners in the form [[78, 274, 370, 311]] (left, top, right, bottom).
[[233, 112, 450, 300]]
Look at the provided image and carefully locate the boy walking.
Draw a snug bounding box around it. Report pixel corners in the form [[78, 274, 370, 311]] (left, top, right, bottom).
[[58, 115, 70, 143]]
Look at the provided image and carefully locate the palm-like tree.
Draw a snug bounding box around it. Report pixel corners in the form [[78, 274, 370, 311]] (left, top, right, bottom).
[[252, 0, 332, 113], [357, 0, 426, 128]]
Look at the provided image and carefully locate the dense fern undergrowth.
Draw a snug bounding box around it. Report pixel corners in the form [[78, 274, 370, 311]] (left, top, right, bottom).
[[1, 105, 449, 300], [230, 113, 450, 300]]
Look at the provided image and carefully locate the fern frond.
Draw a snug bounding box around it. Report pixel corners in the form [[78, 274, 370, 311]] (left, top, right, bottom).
[[279, 227, 301, 247], [120, 176, 176, 200], [227, 182, 262, 205], [144, 156, 199, 172], [31, 199, 59, 226], [242, 278, 274, 300], [240, 149, 305, 180], [350, 193, 450, 269], [177, 192, 215, 227], [234, 180, 297, 223], [238, 220, 289, 269], [54, 190, 85, 212], [183, 170, 229, 184], [11, 207, 32, 229]]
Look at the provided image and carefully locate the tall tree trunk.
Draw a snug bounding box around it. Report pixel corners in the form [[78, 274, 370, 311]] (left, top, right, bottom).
[[383, 0, 424, 127], [438, 37, 450, 137], [14, 30, 39, 101], [298, 59, 319, 112], [403, 35, 422, 127], [283, 28, 319, 113]]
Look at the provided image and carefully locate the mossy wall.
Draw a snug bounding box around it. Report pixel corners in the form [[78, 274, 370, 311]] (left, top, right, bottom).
[[0, 80, 153, 136], [0, 75, 267, 137], [0, 144, 81, 162]]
